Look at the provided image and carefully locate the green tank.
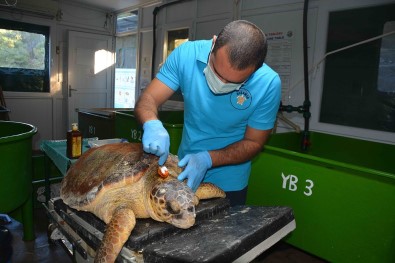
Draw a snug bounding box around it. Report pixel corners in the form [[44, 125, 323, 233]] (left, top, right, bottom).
[[0, 121, 37, 241], [115, 110, 184, 155], [247, 131, 395, 263]]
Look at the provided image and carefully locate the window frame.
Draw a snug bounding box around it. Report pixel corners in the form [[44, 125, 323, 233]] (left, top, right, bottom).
[[0, 18, 50, 93], [310, 0, 395, 144], [113, 10, 139, 108]]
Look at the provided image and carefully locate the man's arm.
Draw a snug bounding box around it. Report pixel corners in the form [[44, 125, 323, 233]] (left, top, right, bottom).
[[209, 126, 271, 167], [134, 78, 175, 165], [177, 126, 271, 192], [135, 78, 175, 124]]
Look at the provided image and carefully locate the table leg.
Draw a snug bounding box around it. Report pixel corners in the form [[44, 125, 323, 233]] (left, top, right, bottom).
[[44, 153, 51, 204]]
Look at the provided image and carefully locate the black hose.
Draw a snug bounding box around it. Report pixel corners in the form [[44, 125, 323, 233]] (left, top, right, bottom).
[[152, 1, 311, 151], [278, 0, 311, 151], [151, 0, 194, 80], [301, 0, 311, 151], [151, 6, 159, 80]]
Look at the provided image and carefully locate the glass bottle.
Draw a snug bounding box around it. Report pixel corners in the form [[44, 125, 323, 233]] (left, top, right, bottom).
[[67, 123, 82, 159]]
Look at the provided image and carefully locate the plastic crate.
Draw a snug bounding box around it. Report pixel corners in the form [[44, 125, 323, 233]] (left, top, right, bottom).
[[246, 132, 395, 263], [115, 110, 183, 155]]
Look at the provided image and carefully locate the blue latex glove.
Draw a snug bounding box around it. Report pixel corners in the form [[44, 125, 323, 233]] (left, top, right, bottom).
[[177, 151, 212, 192], [142, 120, 170, 165]]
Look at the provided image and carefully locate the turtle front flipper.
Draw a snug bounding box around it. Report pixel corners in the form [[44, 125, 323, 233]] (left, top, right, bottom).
[[94, 207, 136, 263], [195, 182, 226, 200]]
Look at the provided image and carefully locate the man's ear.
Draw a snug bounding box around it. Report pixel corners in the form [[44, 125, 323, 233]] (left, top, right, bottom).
[[211, 35, 217, 51]]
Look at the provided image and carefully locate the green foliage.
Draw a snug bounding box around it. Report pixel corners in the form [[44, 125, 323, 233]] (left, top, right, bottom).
[[0, 29, 45, 70]]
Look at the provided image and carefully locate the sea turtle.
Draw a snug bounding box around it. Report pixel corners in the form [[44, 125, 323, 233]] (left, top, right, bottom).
[[60, 143, 225, 263]]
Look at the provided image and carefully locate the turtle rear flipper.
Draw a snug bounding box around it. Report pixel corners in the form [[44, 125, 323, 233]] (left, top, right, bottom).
[[95, 207, 136, 263], [195, 183, 226, 200]]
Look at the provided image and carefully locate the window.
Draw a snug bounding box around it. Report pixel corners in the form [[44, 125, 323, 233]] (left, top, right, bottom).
[[166, 28, 189, 57], [116, 10, 138, 33], [320, 3, 395, 133], [0, 19, 50, 92], [166, 28, 189, 102], [114, 11, 138, 108]]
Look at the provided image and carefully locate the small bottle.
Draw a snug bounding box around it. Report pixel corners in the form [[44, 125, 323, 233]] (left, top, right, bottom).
[[67, 123, 82, 159]]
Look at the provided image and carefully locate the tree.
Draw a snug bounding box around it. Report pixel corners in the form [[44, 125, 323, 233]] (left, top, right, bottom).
[[0, 29, 45, 70]]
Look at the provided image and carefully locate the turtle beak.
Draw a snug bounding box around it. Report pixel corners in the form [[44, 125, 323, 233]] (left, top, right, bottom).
[[152, 180, 197, 229], [169, 205, 196, 229]]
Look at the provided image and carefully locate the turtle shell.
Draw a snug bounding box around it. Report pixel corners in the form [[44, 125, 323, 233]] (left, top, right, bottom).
[[60, 143, 179, 208], [59, 142, 226, 263]]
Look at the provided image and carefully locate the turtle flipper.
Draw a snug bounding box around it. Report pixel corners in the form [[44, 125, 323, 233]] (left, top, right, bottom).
[[195, 182, 226, 200], [94, 207, 136, 263]]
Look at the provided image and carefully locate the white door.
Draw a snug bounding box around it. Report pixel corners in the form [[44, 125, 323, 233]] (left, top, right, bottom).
[[67, 31, 114, 126]]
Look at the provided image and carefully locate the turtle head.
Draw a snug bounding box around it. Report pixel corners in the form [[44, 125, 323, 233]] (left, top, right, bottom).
[[149, 180, 198, 229]]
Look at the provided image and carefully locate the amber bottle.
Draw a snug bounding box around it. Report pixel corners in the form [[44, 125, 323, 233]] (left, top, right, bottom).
[[67, 123, 82, 159]]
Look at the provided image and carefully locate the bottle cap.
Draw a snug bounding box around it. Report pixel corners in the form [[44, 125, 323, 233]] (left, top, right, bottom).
[[71, 123, 78, 131]]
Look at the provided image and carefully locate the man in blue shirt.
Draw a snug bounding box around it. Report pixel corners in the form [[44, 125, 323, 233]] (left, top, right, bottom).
[[135, 20, 281, 206]]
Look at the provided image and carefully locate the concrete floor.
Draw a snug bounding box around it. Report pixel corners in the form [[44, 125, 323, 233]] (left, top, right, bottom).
[[1, 208, 327, 263]]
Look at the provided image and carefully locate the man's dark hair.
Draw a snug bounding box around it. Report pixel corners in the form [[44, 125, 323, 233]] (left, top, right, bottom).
[[213, 20, 267, 71]]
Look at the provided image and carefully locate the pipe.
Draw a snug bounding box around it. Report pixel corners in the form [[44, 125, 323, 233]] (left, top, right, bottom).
[[152, 0, 312, 150], [278, 0, 311, 151], [274, 112, 301, 134], [151, 0, 194, 80], [301, 0, 311, 151]]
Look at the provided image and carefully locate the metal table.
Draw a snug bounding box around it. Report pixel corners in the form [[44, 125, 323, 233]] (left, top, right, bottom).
[[45, 197, 295, 263], [40, 140, 296, 262]]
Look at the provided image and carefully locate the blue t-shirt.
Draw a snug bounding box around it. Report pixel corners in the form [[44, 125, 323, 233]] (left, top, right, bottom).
[[156, 39, 281, 191]]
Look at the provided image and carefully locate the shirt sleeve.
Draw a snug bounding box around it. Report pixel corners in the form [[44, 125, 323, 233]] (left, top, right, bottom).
[[155, 44, 185, 91], [248, 73, 282, 130]]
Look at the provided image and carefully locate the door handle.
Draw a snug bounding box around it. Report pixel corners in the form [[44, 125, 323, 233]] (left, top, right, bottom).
[[69, 86, 78, 97]]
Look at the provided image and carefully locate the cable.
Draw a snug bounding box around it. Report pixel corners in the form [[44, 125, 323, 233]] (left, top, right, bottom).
[[0, 0, 17, 7], [151, 0, 194, 80], [287, 30, 395, 96], [301, 0, 310, 151]]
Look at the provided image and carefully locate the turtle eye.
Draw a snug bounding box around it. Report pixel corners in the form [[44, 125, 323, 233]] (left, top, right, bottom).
[[151, 186, 166, 197], [187, 206, 195, 213], [166, 200, 181, 215]]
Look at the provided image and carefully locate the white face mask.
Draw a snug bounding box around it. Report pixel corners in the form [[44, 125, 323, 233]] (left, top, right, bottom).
[[203, 44, 246, 94], [203, 63, 244, 94]]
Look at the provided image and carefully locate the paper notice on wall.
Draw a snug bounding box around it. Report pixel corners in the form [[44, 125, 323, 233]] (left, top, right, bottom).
[[265, 31, 293, 102], [114, 68, 136, 108]]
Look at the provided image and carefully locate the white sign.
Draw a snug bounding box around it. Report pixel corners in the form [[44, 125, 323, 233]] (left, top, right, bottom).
[[114, 68, 136, 108]]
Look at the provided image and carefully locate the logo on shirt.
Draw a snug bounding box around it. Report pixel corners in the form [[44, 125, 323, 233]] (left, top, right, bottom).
[[230, 88, 251, 110]]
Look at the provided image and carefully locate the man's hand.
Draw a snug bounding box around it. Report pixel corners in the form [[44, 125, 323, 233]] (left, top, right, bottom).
[[177, 151, 212, 192], [142, 120, 170, 165]]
